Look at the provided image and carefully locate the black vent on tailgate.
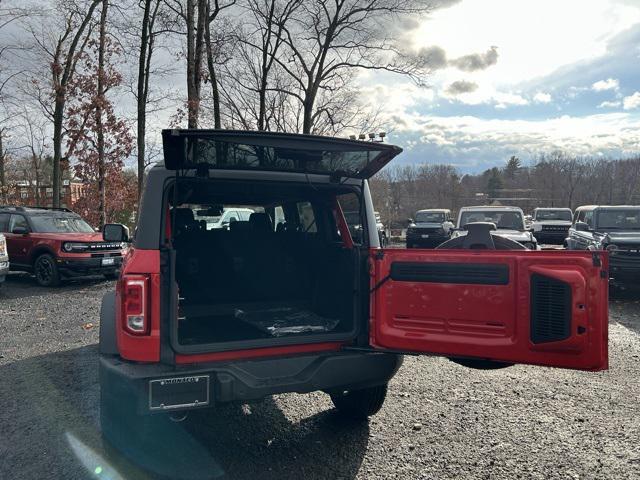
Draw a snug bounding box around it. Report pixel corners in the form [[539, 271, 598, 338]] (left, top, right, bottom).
[[390, 262, 509, 285], [530, 274, 571, 344]]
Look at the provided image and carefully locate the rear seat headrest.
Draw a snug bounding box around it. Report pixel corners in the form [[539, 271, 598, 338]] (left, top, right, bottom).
[[249, 212, 272, 233], [172, 208, 196, 233]]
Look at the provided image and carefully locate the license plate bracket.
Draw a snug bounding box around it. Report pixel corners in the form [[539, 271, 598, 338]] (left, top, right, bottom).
[[149, 375, 210, 411]]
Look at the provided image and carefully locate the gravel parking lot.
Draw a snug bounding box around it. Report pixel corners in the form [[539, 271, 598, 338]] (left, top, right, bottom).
[[1, 272, 639, 480]]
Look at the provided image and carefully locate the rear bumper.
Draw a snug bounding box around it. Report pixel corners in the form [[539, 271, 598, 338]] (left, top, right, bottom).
[[57, 255, 123, 276], [100, 350, 403, 415]]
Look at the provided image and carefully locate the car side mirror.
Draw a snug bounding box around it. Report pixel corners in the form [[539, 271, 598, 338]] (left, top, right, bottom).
[[575, 221, 590, 232], [12, 226, 29, 235], [103, 223, 130, 242]]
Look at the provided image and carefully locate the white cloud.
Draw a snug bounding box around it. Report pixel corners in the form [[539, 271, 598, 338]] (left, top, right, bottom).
[[598, 100, 622, 108], [623, 92, 640, 110], [391, 112, 640, 163], [411, 0, 640, 84], [533, 92, 552, 103], [592, 78, 620, 91], [493, 92, 529, 109]]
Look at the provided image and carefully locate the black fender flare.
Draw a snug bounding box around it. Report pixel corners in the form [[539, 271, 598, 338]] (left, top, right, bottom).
[[99, 291, 118, 355], [29, 245, 57, 266]]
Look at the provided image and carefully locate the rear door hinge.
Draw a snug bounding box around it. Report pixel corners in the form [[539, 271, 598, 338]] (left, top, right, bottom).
[[374, 249, 384, 260], [592, 252, 602, 267]]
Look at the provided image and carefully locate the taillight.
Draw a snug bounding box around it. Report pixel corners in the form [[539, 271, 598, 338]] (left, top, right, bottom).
[[121, 275, 149, 335]]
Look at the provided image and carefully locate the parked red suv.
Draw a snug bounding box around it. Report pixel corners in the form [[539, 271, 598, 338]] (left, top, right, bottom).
[[0, 206, 127, 286], [99, 130, 608, 474]]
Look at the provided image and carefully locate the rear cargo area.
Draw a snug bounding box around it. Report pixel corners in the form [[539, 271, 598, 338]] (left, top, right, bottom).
[[169, 179, 360, 349]]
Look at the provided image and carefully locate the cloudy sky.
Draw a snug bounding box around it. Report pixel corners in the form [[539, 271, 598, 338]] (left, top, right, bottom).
[[363, 0, 640, 172]]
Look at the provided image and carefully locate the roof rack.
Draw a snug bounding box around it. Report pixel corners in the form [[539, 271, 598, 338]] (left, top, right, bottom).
[[0, 205, 26, 211], [0, 205, 73, 213]]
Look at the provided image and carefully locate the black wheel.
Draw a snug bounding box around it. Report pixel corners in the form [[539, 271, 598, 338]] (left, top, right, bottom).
[[34, 254, 61, 287], [330, 384, 388, 420]]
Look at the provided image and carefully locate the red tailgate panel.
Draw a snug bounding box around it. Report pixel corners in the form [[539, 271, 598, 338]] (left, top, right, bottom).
[[370, 249, 608, 371]]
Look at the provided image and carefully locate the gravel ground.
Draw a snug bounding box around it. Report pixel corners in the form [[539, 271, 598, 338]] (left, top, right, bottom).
[[0, 272, 638, 480]]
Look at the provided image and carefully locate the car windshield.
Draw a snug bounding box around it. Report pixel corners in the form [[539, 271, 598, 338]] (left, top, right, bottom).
[[459, 210, 524, 230], [30, 215, 94, 233], [535, 210, 572, 221], [596, 209, 640, 230], [415, 212, 444, 223]]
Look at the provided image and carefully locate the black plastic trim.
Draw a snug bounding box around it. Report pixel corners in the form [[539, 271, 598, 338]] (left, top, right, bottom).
[[390, 262, 509, 285], [99, 291, 118, 355], [530, 274, 572, 344]]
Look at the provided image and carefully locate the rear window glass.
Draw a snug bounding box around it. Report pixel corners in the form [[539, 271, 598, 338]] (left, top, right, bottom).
[[297, 202, 317, 233], [459, 210, 524, 230], [163, 131, 401, 178], [416, 212, 444, 223]]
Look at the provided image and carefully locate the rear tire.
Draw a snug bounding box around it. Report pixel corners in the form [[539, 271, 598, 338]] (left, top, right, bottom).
[[330, 384, 388, 420], [34, 254, 61, 287]]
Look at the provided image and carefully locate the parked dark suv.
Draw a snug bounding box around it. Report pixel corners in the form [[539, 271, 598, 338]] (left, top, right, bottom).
[[567, 205, 640, 284], [406, 209, 454, 248], [99, 130, 608, 472], [0, 206, 126, 286]]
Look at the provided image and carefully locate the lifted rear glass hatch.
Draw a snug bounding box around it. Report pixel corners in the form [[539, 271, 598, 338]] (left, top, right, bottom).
[[162, 129, 402, 179]]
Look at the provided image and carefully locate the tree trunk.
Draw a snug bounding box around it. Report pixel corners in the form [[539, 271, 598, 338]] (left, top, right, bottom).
[[52, 99, 64, 208], [204, 2, 221, 129], [137, 0, 151, 198], [186, 0, 205, 128], [96, 0, 108, 227], [0, 131, 5, 203]]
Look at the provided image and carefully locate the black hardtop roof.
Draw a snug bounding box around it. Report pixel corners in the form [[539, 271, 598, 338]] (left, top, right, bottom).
[[161, 129, 402, 179]]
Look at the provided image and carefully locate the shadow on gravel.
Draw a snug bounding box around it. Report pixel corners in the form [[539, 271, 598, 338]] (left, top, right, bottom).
[[0, 345, 369, 480], [1, 272, 110, 300]]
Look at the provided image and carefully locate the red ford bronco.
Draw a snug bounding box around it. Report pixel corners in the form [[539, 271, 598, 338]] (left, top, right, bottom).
[[99, 130, 608, 465], [0, 206, 126, 286]]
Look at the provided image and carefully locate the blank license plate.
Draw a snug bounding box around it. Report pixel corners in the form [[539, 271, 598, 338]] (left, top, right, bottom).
[[421, 234, 430, 238], [149, 375, 210, 410], [101, 258, 115, 266]]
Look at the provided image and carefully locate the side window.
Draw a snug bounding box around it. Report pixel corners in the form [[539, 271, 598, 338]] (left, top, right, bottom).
[[239, 211, 251, 222], [273, 206, 285, 231], [336, 192, 362, 245], [584, 210, 594, 227], [574, 210, 584, 224], [0, 213, 9, 232], [9, 214, 29, 232], [297, 201, 317, 233]]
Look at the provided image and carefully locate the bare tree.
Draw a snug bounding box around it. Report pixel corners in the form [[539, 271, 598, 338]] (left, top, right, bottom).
[[0, 4, 33, 202], [27, 0, 102, 208], [135, 0, 164, 196], [276, 0, 432, 133]]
